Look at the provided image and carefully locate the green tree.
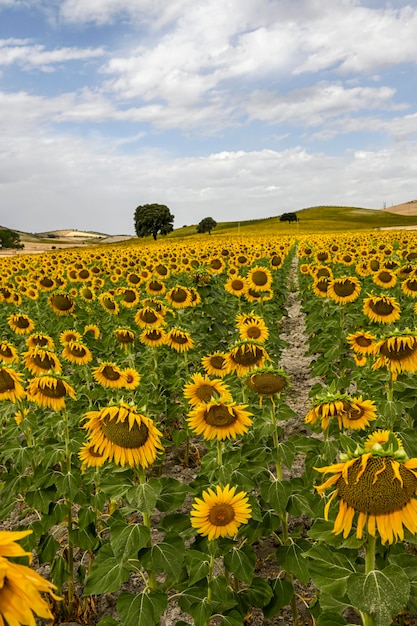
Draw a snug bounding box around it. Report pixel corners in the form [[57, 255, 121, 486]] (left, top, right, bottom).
[[0, 229, 23, 249], [279, 212, 299, 223], [196, 216, 217, 235], [134, 204, 174, 240]]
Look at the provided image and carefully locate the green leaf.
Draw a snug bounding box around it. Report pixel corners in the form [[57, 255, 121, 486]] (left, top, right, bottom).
[[276, 539, 310, 584], [221, 610, 245, 626], [223, 545, 255, 585], [185, 550, 210, 586], [38, 534, 60, 563], [389, 553, 417, 613], [56, 471, 81, 501], [110, 521, 151, 561], [316, 612, 348, 626], [308, 518, 364, 549], [156, 477, 188, 512], [97, 617, 119, 626], [272, 441, 296, 468], [117, 591, 167, 626], [84, 543, 130, 594], [140, 532, 185, 579], [260, 479, 292, 516], [127, 479, 161, 514], [263, 578, 294, 618], [187, 598, 212, 626], [25, 486, 57, 513], [210, 575, 238, 613], [246, 576, 274, 608], [347, 565, 410, 626], [304, 543, 356, 595]]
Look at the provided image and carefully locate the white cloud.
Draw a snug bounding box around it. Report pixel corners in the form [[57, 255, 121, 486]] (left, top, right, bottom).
[[0, 39, 105, 71]]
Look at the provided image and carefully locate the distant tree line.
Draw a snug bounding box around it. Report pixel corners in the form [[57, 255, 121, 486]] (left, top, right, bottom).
[[0, 229, 23, 249]]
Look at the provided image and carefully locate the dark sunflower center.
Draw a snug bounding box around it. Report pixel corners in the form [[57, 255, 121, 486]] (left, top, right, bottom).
[[14, 317, 30, 328], [88, 446, 103, 458], [315, 278, 329, 293], [116, 332, 134, 343], [251, 271, 268, 286], [247, 373, 287, 395], [102, 297, 116, 310], [155, 264, 168, 276], [210, 356, 226, 370], [379, 340, 417, 361], [81, 288, 94, 300], [405, 279, 417, 292], [247, 288, 262, 298], [140, 309, 159, 323], [317, 268, 331, 278], [208, 503, 235, 526], [32, 352, 57, 369], [145, 330, 162, 341], [68, 345, 87, 358], [337, 457, 417, 515], [79, 269, 90, 279], [271, 255, 282, 267], [122, 290, 137, 303], [333, 280, 356, 296], [101, 415, 149, 448], [356, 336, 373, 347], [148, 281, 164, 292], [377, 271, 393, 283], [211, 259, 222, 270], [102, 366, 122, 381], [170, 332, 188, 344], [39, 379, 67, 398], [245, 326, 261, 339], [0, 369, 15, 392], [317, 252, 329, 261], [51, 294, 74, 311], [128, 273, 141, 284], [347, 405, 365, 421], [231, 345, 264, 366], [196, 384, 218, 402], [171, 288, 188, 302], [231, 280, 245, 290], [369, 299, 394, 315], [39, 277, 54, 288], [205, 405, 237, 427], [0, 345, 13, 358]]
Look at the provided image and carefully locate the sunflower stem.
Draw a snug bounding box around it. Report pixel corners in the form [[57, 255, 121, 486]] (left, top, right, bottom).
[[362, 534, 376, 626], [62, 409, 75, 616], [135, 467, 156, 591], [217, 439, 223, 468]]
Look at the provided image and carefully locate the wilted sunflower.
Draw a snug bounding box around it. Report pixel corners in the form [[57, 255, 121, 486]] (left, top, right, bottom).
[[135, 307, 166, 329], [0, 341, 18, 365], [0, 366, 26, 402], [401, 276, 417, 297], [62, 341, 93, 365], [315, 435, 417, 544], [26, 375, 76, 410], [247, 266, 273, 292], [226, 339, 270, 376], [48, 292, 75, 316], [245, 367, 290, 407], [7, 313, 35, 335], [26, 333, 55, 350], [183, 373, 232, 406], [165, 286, 193, 309], [363, 294, 401, 324], [201, 351, 229, 378], [166, 328, 194, 353], [372, 331, 417, 380], [0, 530, 60, 625], [190, 484, 252, 541], [347, 330, 377, 355], [373, 269, 397, 289], [23, 347, 62, 375], [305, 392, 377, 431], [92, 362, 126, 389], [327, 276, 361, 304], [82, 403, 164, 468], [224, 276, 247, 298], [139, 328, 167, 347], [187, 399, 253, 441]]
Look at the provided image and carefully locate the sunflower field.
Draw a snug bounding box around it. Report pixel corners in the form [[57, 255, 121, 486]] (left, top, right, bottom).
[[1, 230, 417, 626]]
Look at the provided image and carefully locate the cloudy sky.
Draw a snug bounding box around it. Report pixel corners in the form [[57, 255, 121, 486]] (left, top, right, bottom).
[[1, 0, 416, 235]]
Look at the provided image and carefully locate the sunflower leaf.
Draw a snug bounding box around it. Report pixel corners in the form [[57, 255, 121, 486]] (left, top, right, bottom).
[[263, 578, 294, 618], [223, 544, 256, 585], [260, 479, 292, 515], [303, 543, 356, 594], [127, 479, 161, 514], [110, 520, 151, 561], [347, 565, 410, 626], [117, 591, 167, 626], [84, 543, 130, 594], [276, 538, 310, 584], [140, 532, 185, 579]]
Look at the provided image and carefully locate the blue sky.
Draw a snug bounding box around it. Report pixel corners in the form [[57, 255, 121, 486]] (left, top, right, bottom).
[[1, 0, 417, 235]]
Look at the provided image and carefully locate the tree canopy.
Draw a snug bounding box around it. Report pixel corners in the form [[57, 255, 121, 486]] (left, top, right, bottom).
[[196, 216, 217, 235], [0, 229, 23, 249], [279, 212, 299, 223], [134, 204, 175, 240]]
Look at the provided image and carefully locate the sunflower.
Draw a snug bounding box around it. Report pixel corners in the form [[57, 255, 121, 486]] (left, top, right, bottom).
[[26, 333, 55, 350], [92, 362, 126, 389], [188, 287, 201, 307], [363, 294, 401, 324], [121, 367, 141, 390], [245, 367, 290, 407], [79, 442, 106, 470], [62, 341, 93, 365], [60, 329, 83, 346], [201, 351, 230, 378], [187, 399, 253, 441], [315, 435, 417, 544], [246, 266, 273, 292], [23, 347, 62, 375], [183, 373, 232, 406], [48, 292, 75, 315], [226, 340, 270, 376], [245, 287, 273, 303], [26, 375, 76, 410], [0, 341, 18, 365], [165, 286, 193, 309], [224, 276, 247, 298], [98, 292, 119, 315], [146, 279, 166, 296], [401, 276, 417, 297], [84, 324, 101, 339], [0, 531, 60, 625], [237, 317, 269, 343], [0, 366, 26, 402], [353, 353, 367, 367], [364, 429, 403, 451], [372, 331, 417, 380], [139, 328, 167, 347], [312, 277, 330, 298], [166, 328, 194, 353], [347, 330, 377, 355], [327, 276, 361, 304], [373, 269, 397, 289], [305, 392, 377, 431], [117, 288, 140, 308], [114, 328, 135, 349], [135, 307, 166, 329], [7, 313, 35, 335], [82, 403, 164, 468], [80, 286, 95, 302], [190, 484, 251, 541]]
